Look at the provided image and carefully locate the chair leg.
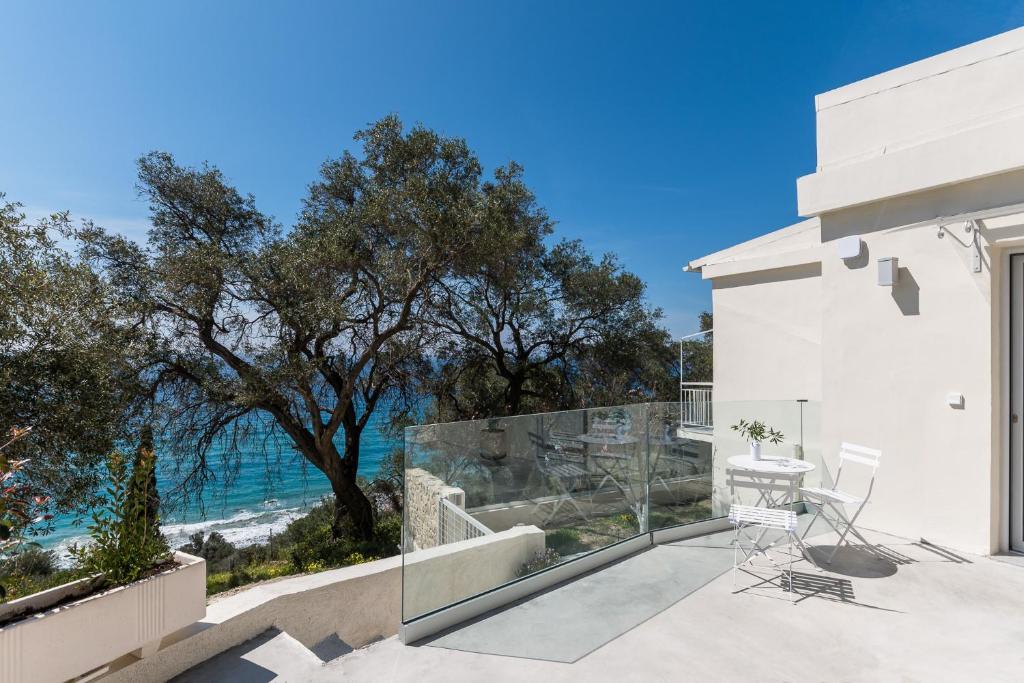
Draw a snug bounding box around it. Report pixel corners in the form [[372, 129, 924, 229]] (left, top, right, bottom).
[[788, 531, 796, 603], [799, 502, 824, 540], [732, 525, 739, 592]]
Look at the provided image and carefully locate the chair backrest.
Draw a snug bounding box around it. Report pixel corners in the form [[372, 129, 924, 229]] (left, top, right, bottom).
[[726, 468, 798, 505], [838, 442, 882, 471]]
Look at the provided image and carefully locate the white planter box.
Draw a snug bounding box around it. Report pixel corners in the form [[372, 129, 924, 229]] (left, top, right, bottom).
[[0, 551, 206, 683]]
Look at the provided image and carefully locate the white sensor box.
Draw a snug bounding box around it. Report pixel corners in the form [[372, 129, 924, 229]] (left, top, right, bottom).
[[878, 257, 899, 286]]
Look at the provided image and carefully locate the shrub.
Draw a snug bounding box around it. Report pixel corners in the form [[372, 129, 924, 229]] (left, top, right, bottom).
[[0, 547, 56, 578], [545, 528, 585, 556], [517, 548, 562, 577], [179, 531, 239, 572], [70, 450, 170, 586]]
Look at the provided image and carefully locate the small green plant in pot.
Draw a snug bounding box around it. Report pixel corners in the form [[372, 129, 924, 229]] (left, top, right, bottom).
[[731, 419, 784, 461]]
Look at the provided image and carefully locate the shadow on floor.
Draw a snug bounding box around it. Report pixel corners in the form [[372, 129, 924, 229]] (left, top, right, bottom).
[[171, 630, 282, 683], [311, 633, 354, 662], [914, 540, 973, 564], [806, 545, 899, 578]]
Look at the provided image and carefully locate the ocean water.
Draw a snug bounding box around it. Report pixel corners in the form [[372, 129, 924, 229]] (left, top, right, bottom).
[[42, 410, 400, 559]]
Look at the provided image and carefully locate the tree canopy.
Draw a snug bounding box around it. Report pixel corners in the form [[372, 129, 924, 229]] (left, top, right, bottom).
[[427, 170, 677, 419], [0, 198, 146, 519]]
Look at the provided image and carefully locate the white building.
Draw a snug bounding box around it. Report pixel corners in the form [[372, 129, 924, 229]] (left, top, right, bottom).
[[688, 26, 1024, 556]]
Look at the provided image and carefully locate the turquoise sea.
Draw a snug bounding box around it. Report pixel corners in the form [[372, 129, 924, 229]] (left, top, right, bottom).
[[42, 410, 400, 559]]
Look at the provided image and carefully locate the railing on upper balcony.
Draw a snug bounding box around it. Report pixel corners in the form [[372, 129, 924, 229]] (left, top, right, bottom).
[[679, 382, 713, 429]]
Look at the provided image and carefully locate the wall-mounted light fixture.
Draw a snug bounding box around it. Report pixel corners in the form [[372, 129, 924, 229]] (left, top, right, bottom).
[[837, 235, 863, 260], [878, 257, 899, 286]]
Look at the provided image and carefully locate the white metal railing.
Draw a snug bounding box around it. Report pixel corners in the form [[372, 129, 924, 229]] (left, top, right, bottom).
[[679, 382, 713, 428], [438, 497, 493, 544]]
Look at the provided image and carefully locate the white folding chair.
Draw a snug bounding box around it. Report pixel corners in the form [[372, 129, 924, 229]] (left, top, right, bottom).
[[729, 504, 799, 602], [800, 442, 881, 564], [727, 468, 801, 509]]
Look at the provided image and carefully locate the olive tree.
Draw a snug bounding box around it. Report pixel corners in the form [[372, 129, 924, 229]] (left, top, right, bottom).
[[82, 117, 487, 540]]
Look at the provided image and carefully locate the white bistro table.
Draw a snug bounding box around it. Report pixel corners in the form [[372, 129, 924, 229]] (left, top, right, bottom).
[[726, 454, 815, 510]]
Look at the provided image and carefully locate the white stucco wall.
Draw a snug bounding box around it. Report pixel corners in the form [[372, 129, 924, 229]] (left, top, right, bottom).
[[816, 192, 1007, 555], [711, 262, 823, 403]]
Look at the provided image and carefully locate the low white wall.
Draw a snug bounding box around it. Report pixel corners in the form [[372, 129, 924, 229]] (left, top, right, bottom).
[[403, 525, 544, 620], [105, 526, 544, 682]]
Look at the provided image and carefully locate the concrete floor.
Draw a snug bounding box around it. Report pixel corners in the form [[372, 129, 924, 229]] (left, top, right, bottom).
[[178, 526, 1024, 682]]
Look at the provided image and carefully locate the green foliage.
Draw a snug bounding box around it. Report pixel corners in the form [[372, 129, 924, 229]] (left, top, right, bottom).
[[679, 312, 713, 383], [1, 198, 149, 521], [284, 501, 398, 570], [206, 560, 298, 596], [0, 426, 53, 599], [0, 547, 56, 578], [427, 186, 679, 418], [179, 531, 238, 571], [731, 419, 784, 445], [70, 450, 170, 587], [182, 498, 401, 596], [544, 528, 585, 556], [0, 545, 71, 604], [365, 447, 404, 514]]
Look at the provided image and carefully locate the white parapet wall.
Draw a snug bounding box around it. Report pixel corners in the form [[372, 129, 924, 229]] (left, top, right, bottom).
[[402, 524, 545, 620], [105, 525, 544, 682]]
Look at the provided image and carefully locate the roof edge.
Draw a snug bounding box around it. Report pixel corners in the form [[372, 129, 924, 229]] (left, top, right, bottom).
[[686, 217, 820, 272]]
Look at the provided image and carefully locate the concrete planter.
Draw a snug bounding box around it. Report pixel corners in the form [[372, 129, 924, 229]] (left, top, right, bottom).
[[0, 551, 206, 683]]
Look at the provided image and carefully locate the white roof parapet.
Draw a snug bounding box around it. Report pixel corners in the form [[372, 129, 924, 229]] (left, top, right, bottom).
[[801, 27, 1024, 216], [815, 26, 1024, 112]]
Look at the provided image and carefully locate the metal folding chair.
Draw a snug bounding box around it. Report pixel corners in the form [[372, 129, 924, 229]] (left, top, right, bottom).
[[534, 451, 590, 525], [800, 442, 881, 564], [726, 468, 801, 509], [729, 504, 800, 602]]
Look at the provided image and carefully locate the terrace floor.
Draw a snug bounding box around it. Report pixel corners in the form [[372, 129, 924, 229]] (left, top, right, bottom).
[[178, 523, 1024, 682]]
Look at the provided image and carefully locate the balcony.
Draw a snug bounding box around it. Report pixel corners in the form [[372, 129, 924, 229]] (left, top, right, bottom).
[[171, 398, 1024, 682]]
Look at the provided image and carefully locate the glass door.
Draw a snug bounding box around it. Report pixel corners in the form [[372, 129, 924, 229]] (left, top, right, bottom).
[[1010, 254, 1024, 552]]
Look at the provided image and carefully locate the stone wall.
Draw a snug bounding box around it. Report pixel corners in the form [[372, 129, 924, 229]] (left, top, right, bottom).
[[405, 468, 465, 550]]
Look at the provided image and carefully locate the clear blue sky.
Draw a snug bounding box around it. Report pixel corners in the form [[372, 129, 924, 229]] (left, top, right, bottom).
[[3, 1, 1023, 337]]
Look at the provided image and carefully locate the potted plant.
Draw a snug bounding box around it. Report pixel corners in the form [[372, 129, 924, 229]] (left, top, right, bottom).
[[0, 446, 206, 683], [731, 419, 784, 461]]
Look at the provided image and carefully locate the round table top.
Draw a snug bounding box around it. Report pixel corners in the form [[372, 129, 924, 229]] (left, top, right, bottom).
[[727, 454, 815, 474], [577, 433, 639, 445]]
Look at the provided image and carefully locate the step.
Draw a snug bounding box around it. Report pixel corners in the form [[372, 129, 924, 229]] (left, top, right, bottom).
[[171, 628, 324, 682]]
